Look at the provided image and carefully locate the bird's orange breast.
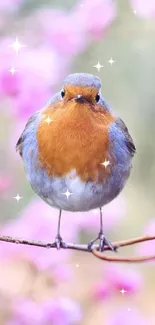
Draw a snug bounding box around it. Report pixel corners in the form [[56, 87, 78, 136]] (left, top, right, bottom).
[[37, 100, 116, 182]]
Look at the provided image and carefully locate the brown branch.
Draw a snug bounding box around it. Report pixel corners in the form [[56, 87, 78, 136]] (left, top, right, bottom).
[[0, 235, 155, 263], [92, 235, 155, 263], [92, 250, 155, 263]]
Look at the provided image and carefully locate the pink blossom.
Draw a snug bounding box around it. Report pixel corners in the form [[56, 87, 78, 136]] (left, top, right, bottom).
[[107, 307, 147, 325], [13, 86, 50, 120], [0, 0, 24, 12], [43, 297, 82, 325], [0, 199, 79, 269], [130, 0, 155, 18], [72, 195, 126, 233], [104, 264, 143, 294], [92, 264, 142, 301], [0, 41, 66, 119], [9, 298, 45, 325], [0, 39, 20, 97], [51, 264, 73, 283], [0, 174, 13, 194], [36, 0, 116, 57], [73, 0, 116, 40], [9, 297, 82, 325], [92, 282, 111, 301], [13, 46, 65, 120], [136, 219, 155, 259], [36, 9, 87, 57], [0, 69, 21, 96]]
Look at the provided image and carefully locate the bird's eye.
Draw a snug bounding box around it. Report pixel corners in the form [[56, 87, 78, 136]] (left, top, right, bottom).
[[61, 89, 65, 98], [95, 93, 100, 102]]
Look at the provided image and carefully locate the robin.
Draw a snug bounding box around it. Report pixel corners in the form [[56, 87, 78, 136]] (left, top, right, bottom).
[[16, 73, 136, 252]]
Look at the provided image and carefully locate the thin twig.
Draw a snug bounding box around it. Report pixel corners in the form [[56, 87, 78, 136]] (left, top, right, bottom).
[[92, 251, 155, 263], [0, 235, 97, 252], [0, 235, 154, 262], [92, 235, 155, 263]]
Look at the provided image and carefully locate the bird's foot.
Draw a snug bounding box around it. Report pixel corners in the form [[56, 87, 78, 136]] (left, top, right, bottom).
[[88, 231, 116, 252], [51, 235, 68, 250]]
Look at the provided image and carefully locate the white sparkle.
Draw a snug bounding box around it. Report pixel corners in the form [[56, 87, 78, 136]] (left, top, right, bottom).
[[108, 58, 115, 66], [44, 116, 53, 125], [9, 67, 16, 75], [128, 308, 131, 312], [100, 159, 110, 168], [10, 37, 26, 54], [120, 289, 126, 295], [133, 10, 137, 15], [94, 61, 104, 72], [13, 194, 23, 202], [62, 189, 73, 199], [76, 264, 80, 268]]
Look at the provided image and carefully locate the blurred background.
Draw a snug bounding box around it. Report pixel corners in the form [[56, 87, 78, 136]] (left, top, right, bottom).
[[0, 0, 155, 324]]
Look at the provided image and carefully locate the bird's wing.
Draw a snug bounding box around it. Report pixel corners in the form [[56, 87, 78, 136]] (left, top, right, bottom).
[[16, 92, 62, 157], [115, 118, 136, 156], [16, 111, 39, 157]]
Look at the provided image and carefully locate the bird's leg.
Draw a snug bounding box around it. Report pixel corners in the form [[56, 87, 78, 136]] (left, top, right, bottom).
[[52, 210, 68, 250], [88, 207, 116, 252]]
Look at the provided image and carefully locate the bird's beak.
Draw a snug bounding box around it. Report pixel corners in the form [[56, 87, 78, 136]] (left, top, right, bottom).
[[75, 94, 85, 103]]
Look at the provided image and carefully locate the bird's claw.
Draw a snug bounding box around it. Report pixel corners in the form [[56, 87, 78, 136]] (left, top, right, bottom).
[[51, 235, 68, 250], [88, 232, 116, 252]]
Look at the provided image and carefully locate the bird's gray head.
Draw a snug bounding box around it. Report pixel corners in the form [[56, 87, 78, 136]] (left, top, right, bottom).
[[61, 73, 112, 114], [60, 72, 102, 105], [48, 73, 112, 114], [63, 73, 101, 90]]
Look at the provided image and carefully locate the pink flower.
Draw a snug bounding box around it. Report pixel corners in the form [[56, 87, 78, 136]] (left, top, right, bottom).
[[9, 297, 82, 325], [0, 70, 21, 96], [43, 297, 82, 325], [13, 86, 50, 120], [0, 0, 24, 12], [105, 264, 143, 294], [0, 174, 13, 194], [0, 41, 66, 119], [36, 0, 116, 57], [92, 264, 142, 301], [36, 9, 87, 57], [107, 308, 147, 325], [72, 195, 126, 233], [0, 199, 79, 269], [136, 219, 155, 259], [130, 0, 155, 18], [12, 46, 66, 120], [74, 0, 116, 39], [9, 298, 45, 325], [92, 282, 111, 301], [51, 264, 73, 283], [0, 39, 21, 98]]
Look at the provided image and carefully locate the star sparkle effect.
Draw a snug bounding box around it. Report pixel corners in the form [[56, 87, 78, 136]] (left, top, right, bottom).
[[100, 159, 110, 168], [128, 308, 131, 312], [62, 189, 73, 199], [108, 58, 115, 66], [13, 194, 23, 202], [94, 61, 104, 72], [76, 264, 80, 268], [133, 10, 137, 15], [44, 116, 53, 125], [120, 289, 126, 295], [9, 37, 26, 54], [9, 67, 16, 75]]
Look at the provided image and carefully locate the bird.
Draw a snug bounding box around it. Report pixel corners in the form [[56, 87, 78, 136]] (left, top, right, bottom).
[[16, 73, 136, 252]]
